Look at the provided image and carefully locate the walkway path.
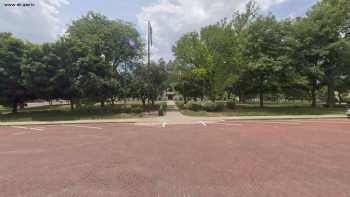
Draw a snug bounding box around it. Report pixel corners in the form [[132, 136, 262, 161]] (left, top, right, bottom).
[[162, 100, 188, 121], [140, 101, 201, 127]]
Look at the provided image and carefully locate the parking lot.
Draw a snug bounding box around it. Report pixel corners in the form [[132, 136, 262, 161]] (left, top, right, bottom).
[[1, 119, 350, 197]]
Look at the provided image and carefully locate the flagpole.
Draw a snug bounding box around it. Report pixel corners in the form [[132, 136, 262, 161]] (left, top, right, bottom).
[[147, 21, 151, 68]]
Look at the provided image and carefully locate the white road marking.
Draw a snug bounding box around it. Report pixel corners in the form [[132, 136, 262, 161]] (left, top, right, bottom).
[[199, 121, 207, 127], [11, 126, 44, 131], [214, 122, 243, 126], [12, 131, 29, 136], [29, 127, 44, 131], [223, 121, 301, 125], [262, 121, 301, 125], [135, 122, 160, 127], [224, 119, 350, 125], [162, 121, 167, 128], [62, 125, 102, 130], [11, 126, 28, 130], [292, 120, 350, 124]]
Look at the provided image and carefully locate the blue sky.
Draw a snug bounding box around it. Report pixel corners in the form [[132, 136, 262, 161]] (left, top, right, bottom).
[[0, 0, 318, 60]]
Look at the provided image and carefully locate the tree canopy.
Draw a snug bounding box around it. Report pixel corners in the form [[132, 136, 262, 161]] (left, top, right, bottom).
[[171, 0, 350, 107], [0, 12, 167, 113]]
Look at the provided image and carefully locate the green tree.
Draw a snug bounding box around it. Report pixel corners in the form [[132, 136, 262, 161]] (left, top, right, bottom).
[[291, 17, 326, 107], [22, 43, 58, 103], [244, 16, 287, 107], [172, 32, 208, 101], [66, 12, 143, 106], [133, 60, 168, 106], [0, 33, 28, 113], [305, 0, 350, 107], [50, 38, 85, 109], [200, 21, 241, 100]]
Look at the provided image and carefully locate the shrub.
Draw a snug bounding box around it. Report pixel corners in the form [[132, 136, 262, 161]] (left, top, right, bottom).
[[203, 102, 217, 112], [158, 103, 166, 116], [131, 107, 144, 113], [215, 101, 226, 111], [175, 101, 184, 109], [203, 101, 226, 112], [142, 104, 159, 111], [160, 102, 168, 111], [184, 102, 203, 111], [344, 96, 350, 104], [227, 101, 236, 110]]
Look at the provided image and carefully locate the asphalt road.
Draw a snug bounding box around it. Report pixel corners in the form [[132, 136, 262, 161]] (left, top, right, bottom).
[[1, 119, 350, 197]]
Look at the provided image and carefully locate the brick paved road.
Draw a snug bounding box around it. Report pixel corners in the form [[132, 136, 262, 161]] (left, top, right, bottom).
[[1, 119, 350, 197]]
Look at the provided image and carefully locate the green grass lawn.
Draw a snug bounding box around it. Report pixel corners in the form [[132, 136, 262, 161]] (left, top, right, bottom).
[[181, 104, 347, 117], [0, 104, 149, 122], [0, 105, 7, 113]]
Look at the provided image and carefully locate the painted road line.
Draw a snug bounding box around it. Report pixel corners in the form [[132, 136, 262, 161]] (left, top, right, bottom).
[[11, 126, 28, 130], [29, 127, 44, 131], [199, 121, 207, 127], [162, 121, 167, 128], [291, 120, 350, 124], [224, 121, 301, 125], [62, 125, 103, 130], [135, 122, 160, 126], [262, 121, 302, 125], [11, 126, 44, 131], [12, 131, 28, 136], [214, 122, 244, 126]]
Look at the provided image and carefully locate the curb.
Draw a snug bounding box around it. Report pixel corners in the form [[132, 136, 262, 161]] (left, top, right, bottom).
[[0, 115, 348, 127], [218, 115, 348, 121], [0, 119, 138, 127]]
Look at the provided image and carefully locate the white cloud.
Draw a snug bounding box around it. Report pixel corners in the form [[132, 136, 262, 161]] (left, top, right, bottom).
[[0, 0, 69, 43], [137, 0, 288, 60]]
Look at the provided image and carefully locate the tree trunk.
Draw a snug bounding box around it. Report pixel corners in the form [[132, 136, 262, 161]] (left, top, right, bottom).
[[141, 98, 146, 108], [259, 75, 264, 108], [101, 101, 105, 107], [239, 94, 246, 104], [12, 101, 18, 113], [324, 68, 336, 108], [311, 79, 317, 108], [338, 92, 344, 104], [76, 99, 82, 109], [311, 92, 317, 108], [19, 102, 25, 110], [259, 91, 264, 108], [327, 80, 335, 108], [70, 99, 74, 111]]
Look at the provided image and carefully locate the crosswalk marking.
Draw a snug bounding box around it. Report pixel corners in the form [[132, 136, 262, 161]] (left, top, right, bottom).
[[199, 121, 207, 127]]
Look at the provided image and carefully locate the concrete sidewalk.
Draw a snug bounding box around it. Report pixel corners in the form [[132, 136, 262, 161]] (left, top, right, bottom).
[[0, 101, 347, 127], [0, 115, 347, 126]]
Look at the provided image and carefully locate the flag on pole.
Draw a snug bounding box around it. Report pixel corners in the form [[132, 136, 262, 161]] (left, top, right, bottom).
[[148, 21, 153, 46], [147, 21, 152, 67]]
